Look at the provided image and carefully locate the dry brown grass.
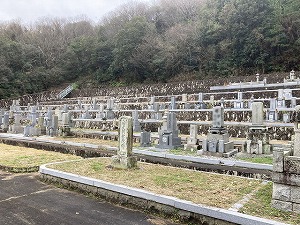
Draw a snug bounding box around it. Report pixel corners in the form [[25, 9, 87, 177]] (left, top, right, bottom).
[[50, 158, 262, 209], [53, 137, 140, 147], [53, 137, 119, 147], [0, 143, 81, 168]]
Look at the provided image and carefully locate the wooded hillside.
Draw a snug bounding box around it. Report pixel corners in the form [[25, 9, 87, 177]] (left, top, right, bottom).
[[0, 0, 299, 99]]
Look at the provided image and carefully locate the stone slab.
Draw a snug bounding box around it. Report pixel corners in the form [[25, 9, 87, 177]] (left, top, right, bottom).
[[291, 186, 300, 204], [272, 183, 291, 202], [271, 199, 293, 212]]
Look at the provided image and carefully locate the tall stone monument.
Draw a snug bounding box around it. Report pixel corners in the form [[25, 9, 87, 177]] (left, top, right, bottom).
[[246, 102, 271, 154], [111, 116, 137, 169]]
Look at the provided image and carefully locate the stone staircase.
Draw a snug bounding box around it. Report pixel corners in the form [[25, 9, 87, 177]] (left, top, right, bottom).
[[57, 84, 75, 99]]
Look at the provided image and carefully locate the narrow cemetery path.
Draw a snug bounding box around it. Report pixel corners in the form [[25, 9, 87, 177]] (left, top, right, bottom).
[[0, 171, 179, 225]]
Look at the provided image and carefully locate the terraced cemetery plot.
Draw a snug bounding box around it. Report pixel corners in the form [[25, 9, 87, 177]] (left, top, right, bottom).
[[0, 143, 81, 168], [49, 158, 262, 209], [240, 182, 300, 225]]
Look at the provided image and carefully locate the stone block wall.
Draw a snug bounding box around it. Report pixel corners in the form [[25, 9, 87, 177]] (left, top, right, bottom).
[[272, 149, 300, 213], [70, 73, 286, 99]]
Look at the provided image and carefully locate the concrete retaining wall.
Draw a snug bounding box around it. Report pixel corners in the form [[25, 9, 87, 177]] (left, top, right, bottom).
[[39, 163, 286, 225]]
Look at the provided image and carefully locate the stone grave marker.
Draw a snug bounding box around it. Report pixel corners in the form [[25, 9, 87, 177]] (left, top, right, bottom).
[[170, 96, 176, 110], [11, 114, 23, 134], [202, 106, 234, 157], [157, 112, 182, 149], [140, 131, 151, 147], [247, 102, 270, 154], [111, 116, 137, 169], [132, 110, 141, 132], [186, 124, 198, 150]]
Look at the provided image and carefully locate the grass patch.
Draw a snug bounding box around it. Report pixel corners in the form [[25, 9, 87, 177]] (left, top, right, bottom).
[[240, 182, 300, 225], [0, 143, 81, 168], [237, 156, 273, 165], [53, 137, 140, 147], [49, 158, 262, 209], [168, 148, 198, 156]]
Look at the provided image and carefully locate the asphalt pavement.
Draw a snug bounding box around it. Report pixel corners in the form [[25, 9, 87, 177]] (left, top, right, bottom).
[[0, 171, 179, 225]]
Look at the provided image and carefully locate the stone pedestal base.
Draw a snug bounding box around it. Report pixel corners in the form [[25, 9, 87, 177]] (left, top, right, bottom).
[[157, 131, 182, 149], [247, 126, 271, 154], [202, 132, 234, 155], [9, 125, 24, 134], [111, 156, 137, 169], [60, 126, 72, 137]]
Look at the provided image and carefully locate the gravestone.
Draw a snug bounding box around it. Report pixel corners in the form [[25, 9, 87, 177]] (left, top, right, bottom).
[[106, 99, 115, 119], [284, 89, 292, 100], [140, 131, 151, 147], [220, 97, 225, 108], [283, 113, 290, 123], [2, 113, 9, 132], [107, 99, 114, 110], [185, 124, 198, 150], [78, 100, 82, 109], [252, 102, 264, 126], [29, 106, 37, 126], [153, 102, 160, 112], [291, 97, 297, 108], [182, 94, 188, 103], [157, 112, 182, 149], [202, 106, 234, 157], [46, 114, 58, 137], [111, 116, 137, 169], [169, 96, 176, 110], [268, 98, 278, 121], [11, 114, 23, 134], [198, 93, 206, 109], [132, 110, 141, 132], [38, 117, 46, 135], [81, 110, 91, 119], [0, 109, 4, 127], [60, 112, 72, 136], [91, 98, 99, 110], [62, 104, 68, 113], [234, 92, 244, 109], [50, 115, 58, 137], [198, 93, 203, 103], [209, 95, 215, 106], [150, 96, 155, 105], [96, 105, 105, 119], [247, 102, 271, 154]]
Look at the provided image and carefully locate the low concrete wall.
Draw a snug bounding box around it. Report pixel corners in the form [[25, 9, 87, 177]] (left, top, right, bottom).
[[39, 164, 286, 225]]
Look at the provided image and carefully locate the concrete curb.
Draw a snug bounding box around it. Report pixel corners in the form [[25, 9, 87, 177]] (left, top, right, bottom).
[[40, 162, 287, 225]]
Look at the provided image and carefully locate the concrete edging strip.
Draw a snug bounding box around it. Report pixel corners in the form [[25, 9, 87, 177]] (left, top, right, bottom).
[[40, 162, 287, 225]]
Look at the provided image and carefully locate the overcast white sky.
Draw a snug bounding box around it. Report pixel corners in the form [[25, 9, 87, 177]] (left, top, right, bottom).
[[0, 0, 151, 24]]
